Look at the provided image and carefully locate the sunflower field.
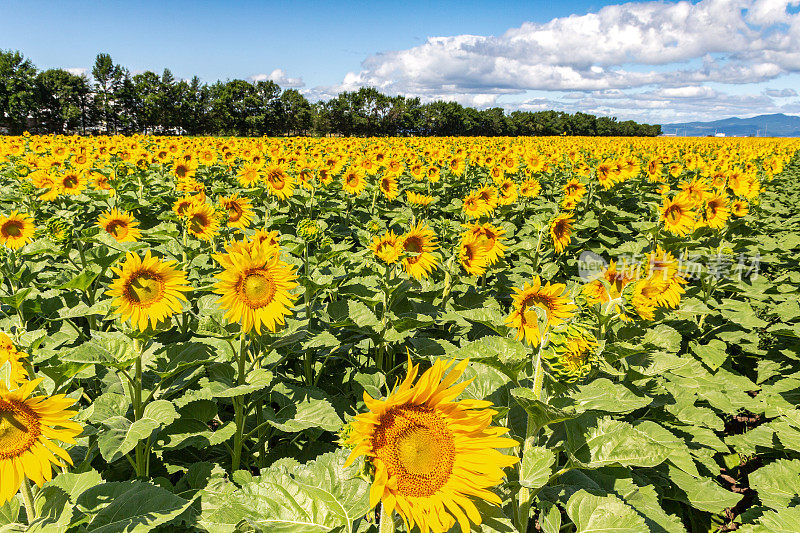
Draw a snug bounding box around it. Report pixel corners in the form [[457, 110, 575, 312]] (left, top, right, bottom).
[[1, 134, 799, 533]]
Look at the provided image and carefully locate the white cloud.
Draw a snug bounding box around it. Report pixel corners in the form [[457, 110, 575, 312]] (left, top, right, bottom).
[[249, 69, 305, 88], [65, 67, 87, 76], [306, 0, 800, 122], [765, 88, 799, 96]]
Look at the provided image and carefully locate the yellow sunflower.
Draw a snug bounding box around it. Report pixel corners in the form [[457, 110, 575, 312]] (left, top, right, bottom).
[[107, 251, 191, 331], [462, 191, 486, 219], [237, 162, 262, 187], [0, 332, 29, 387], [506, 276, 577, 346], [0, 212, 35, 250], [220, 195, 255, 229], [213, 243, 298, 334], [58, 170, 87, 195], [549, 213, 574, 254], [97, 209, 142, 243], [462, 223, 506, 266], [343, 357, 519, 533], [401, 223, 439, 280], [185, 203, 221, 242], [731, 200, 749, 217], [659, 195, 697, 236], [704, 194, 730, 229], [379, 175, 399, 201], [459, 233, 490, 276], [264, 164, 295, 200], [519, 178, 541, 198], [172, 195, 199, 217], [0, 378, 83, 505], [371, 231, 404, 265], [407, 191, 436, 207], [343, 167, 367, 196]]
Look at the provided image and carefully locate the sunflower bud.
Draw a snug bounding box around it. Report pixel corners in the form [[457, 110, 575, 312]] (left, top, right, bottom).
[[298, 218, 321, 241], [543, 325, 600, 383]]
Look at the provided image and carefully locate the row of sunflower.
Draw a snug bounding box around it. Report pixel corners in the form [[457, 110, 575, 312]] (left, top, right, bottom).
[[0, 133, 798, 532]]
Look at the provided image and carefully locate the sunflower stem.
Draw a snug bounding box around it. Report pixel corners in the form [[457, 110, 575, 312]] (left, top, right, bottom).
[[231, 330, 249, 473], [516, 340, 546, 533], [21, 477, 36, 524], [303, 242, 313, 386], [378, 503, 395, 533], [132, 338, 147, 478]]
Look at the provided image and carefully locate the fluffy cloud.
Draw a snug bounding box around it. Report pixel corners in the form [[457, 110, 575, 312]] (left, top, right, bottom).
[[249, 69, 305, 88], [313, 0, 800, 121], [765, 88, 799, 97], [65, 67, 87, 76]]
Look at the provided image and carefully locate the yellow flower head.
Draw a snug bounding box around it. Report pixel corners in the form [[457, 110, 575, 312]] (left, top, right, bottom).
[[0, 212, 35, 250], [343, 357, 519, 533]]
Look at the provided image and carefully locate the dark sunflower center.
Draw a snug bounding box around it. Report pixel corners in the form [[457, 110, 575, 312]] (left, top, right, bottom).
[[127, 272, 164, 305], [189, 214, 209, 233], [106, 220, 128, 237], [404, 237, 422, 254], [63, 176, 79, 189], [242, 272, 276, 308], [0, 400, 41, 460], [2, 221, 23, 238]]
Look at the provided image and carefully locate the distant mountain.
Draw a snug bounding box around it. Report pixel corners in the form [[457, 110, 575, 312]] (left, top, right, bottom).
[[660, 113, 800, 137]]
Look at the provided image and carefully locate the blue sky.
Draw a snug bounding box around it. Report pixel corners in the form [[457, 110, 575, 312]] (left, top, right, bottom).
[[3, 0, 800, 123]]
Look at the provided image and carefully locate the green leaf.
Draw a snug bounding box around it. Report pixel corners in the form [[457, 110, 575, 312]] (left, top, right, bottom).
[[743, 507, 800, 533], [565, 415, 672, 469], [690, 339, 728, 371], [97, 401, 178, 463], [76, 481, 192, 533], [553, 378, 650, 414], [666, 465, 741, 513], [750, 458, 800, 510], [565, 490, 648, 533], [62, 331, 138, 369], [197, 449, 369, 533], [520, 446, 556, 489], [56, 269, 99, 291], [267, 384, 342, 433], [451, 336, 531, 381], [512, 388, 578, 430]]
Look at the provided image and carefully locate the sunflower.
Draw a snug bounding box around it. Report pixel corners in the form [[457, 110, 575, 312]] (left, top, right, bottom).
[[237, 162, 262, 187], [659, 195, 697, 236], [107, 251, 191, 331], [97, 209, 142, 243], [172, 159, 198, 180], [459, 233, 490, 276], [407, 191, 436, 207], [0, 212, 35, 250], [731, 200, 749, 217], [172, 195, 198, 217], [462, 191, 486, 219], [401, 223, 439, 279], [220, 195, 255, 229], [342, 167, 367, 196], [704, 194, 730, 229], [549, 213, 574, 254], [371, 231, 404, 265], [0, 332, 29, 387], [563, 178, 587, 201], [519, 178, 541, 198], [343, 357, 519, 533], [463, 222, 506, 265], [506, 277, 577, 346], [59, 170, 87, 195], [379, 175, 399, 201], [497, 179, 517, 205], [0, 378, 83, 505], [641, 247, 686, 309], [213, 243, 298, 334], [264, 164, 294, 200], [185, 203, 221, 242]]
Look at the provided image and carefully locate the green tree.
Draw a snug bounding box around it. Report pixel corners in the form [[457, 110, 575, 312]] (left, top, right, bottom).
[[0, 50, 37, 134]]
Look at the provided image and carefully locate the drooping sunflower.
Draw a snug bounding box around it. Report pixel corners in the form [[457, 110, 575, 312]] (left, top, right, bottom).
[[459, 233, 490, 276], [0, 378, 83, 505], [407, 191, 436, 207], [219, 195, 255, 229], [371, 231, 404, 265], [185, 203, 221, 242], [400, 223, 439, 280], [107, 251, 191, 331], [343, 357, 519, 533], [659, 195, 697, 236], [213, 243, 298, 334], [505, 276, 577, 346], [97, 209, 142, 243], [0, 212, 35, 250], [549, 213, 574, 254], [0, 332, 29, 387]]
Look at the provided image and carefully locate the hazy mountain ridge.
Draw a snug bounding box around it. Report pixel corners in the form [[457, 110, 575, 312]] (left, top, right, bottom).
[[661, 113, 800, 137]]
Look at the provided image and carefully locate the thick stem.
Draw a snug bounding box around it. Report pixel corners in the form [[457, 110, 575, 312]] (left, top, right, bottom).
[[303, 242, 313, 386], [132, 338, 146, 478], [21, 477, 36, 524], [516, 341, 546, 533], [231, 331, 249, 472]]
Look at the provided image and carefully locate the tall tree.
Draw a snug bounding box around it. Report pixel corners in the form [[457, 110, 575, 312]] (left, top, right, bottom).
[[91, 53, 124, 133], [0, 50, 37, 134]]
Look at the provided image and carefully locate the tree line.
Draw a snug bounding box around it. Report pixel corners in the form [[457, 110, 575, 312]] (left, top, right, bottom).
[[0, 50, 662, 137]]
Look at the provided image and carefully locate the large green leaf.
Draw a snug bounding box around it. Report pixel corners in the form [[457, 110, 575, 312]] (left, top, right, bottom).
[[451, 336, 531, 381], [565, 490, 649, 533], [565, 415, 672, 469], [750, 459, 800, 510], [97, 400, 179, 463], [197, 449, 369, 533]]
